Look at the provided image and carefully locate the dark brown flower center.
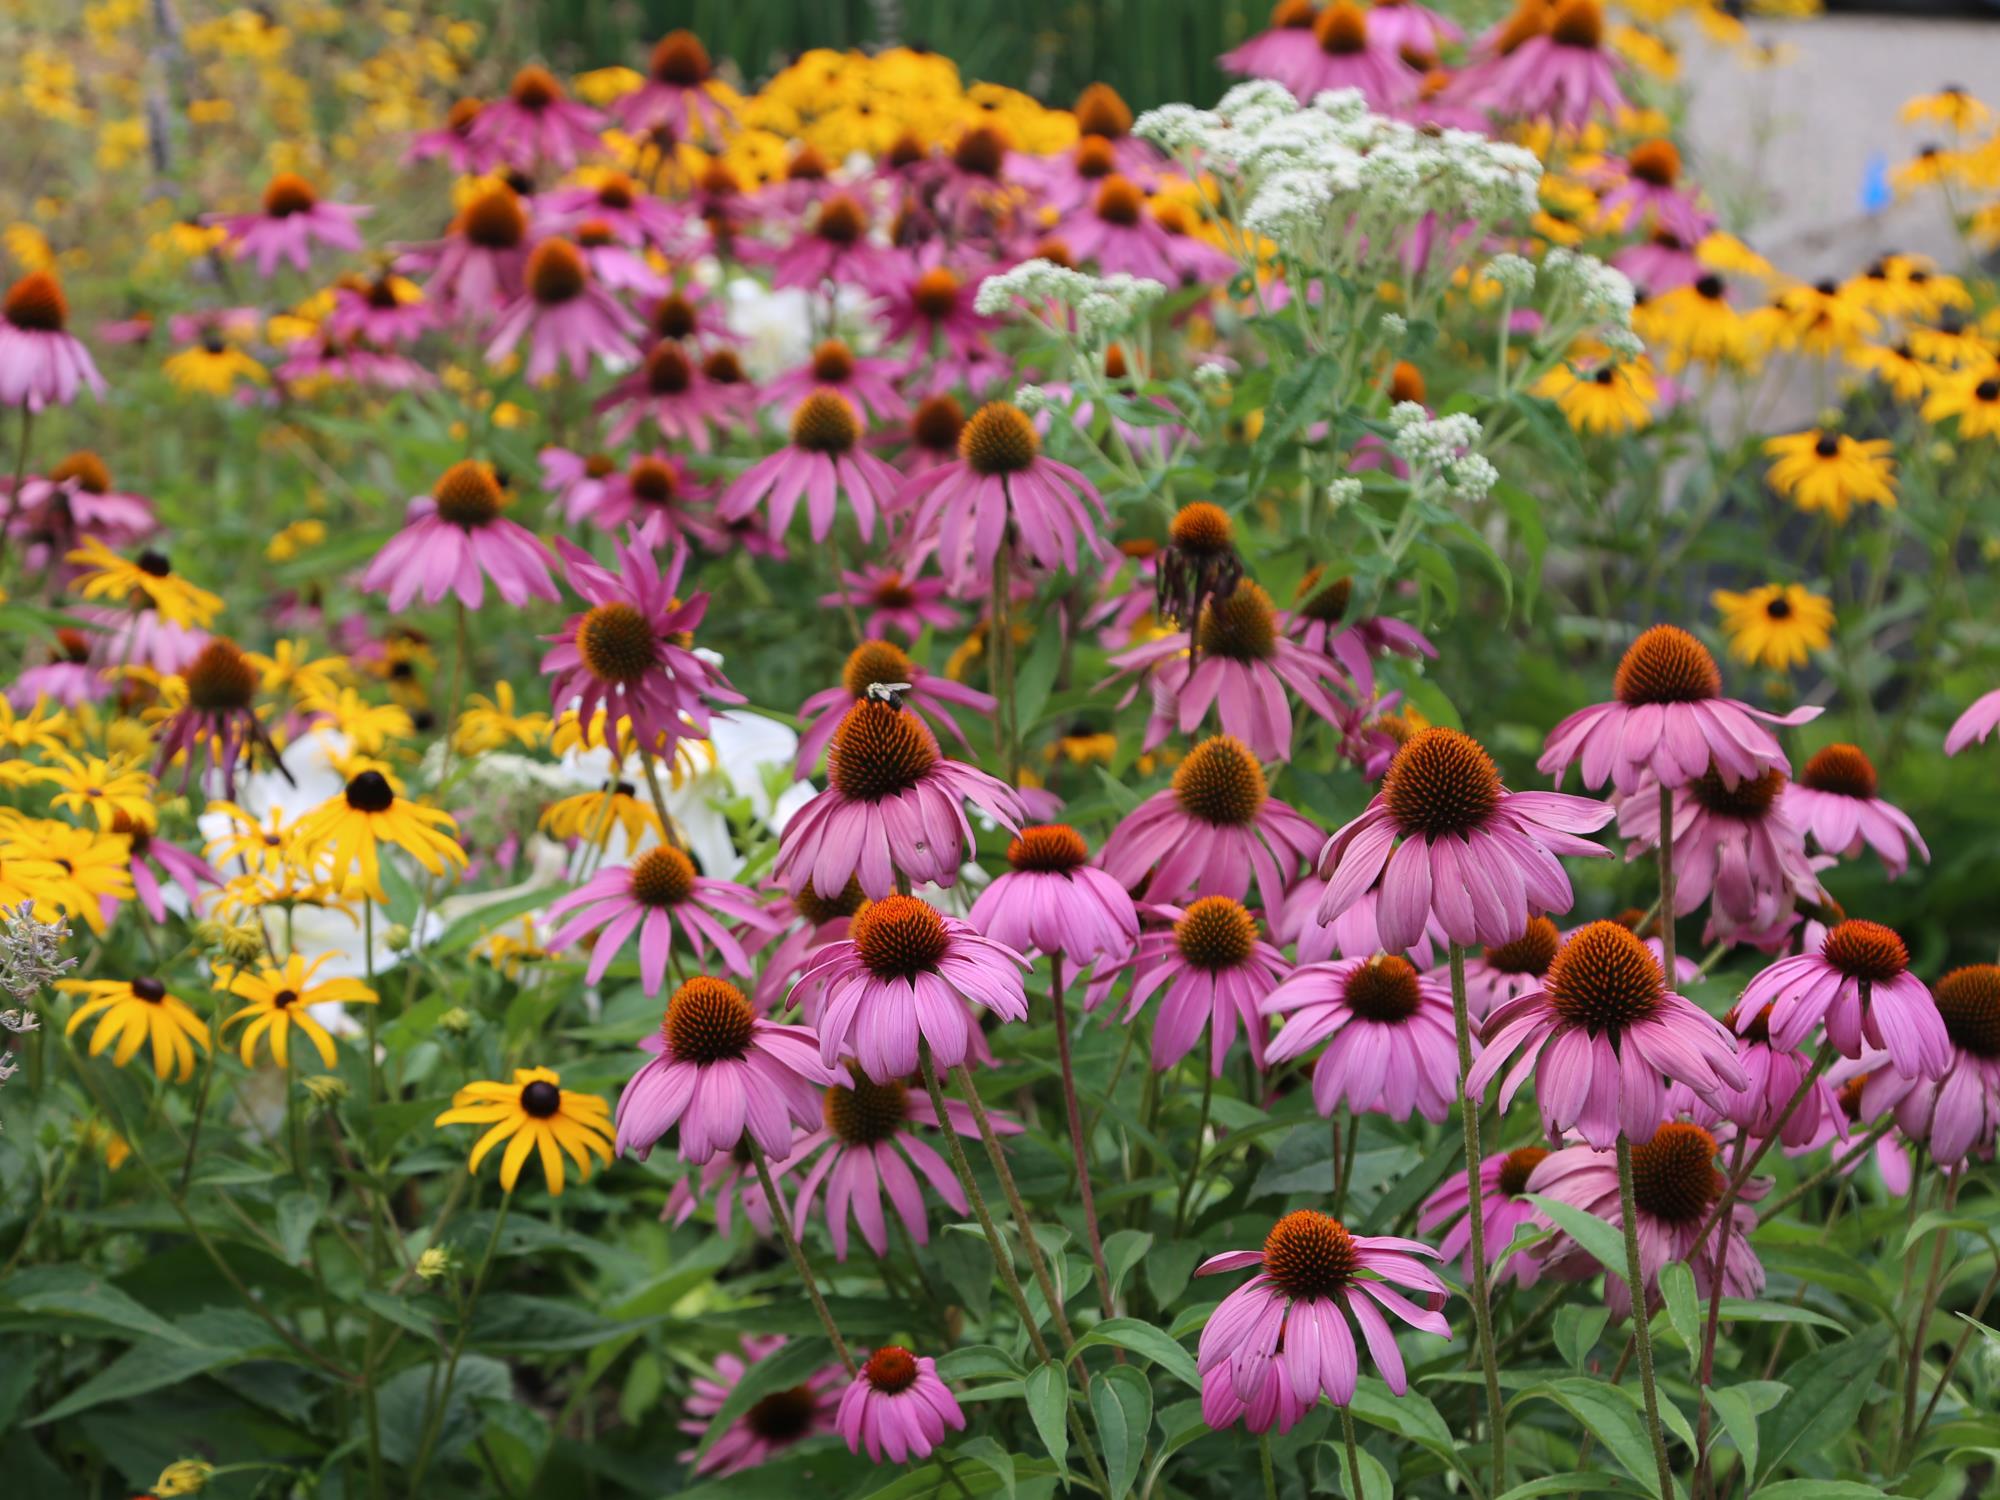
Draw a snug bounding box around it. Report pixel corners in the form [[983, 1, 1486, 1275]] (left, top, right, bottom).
[[1075, 135, 1118, 178], [628, 457, 679, 505], [652, 294, 697, 340], [446, 97, 483, 133], [509, 65, 562, 111], [1074, 82, 1132, 139], [262, 172, 318, 217], [842, 640, 915, 700], [1724, 1002, 1774, 1045], [520, 1078, 562, 1117], [645, 341, 693, 394], [1485, 916, 1560, 977], [1550, 0, 1603, 48], [701, 349, 744, 385], [50, 450, 111, 493], [791, 390, 860, 454], [1345, 954, 1424, 1022], [1295, 567, 1354, 624], [1935, 965, 2000, 1058], [3, 271, 67, 332], [186, 638, 258, 711], [631, 846, 697, 907], [131, 976, 167, 1003], [786, 144, 831, 182], [815, 195, 867, 248], [851, 894, 950, 979], [825, 1068, 909, 1144], [828, 700, 937, 802], [1173, 895, 1257, 970], [1383, 728, 1502, 839], [911, 268, 961, 321], [1614, 625, 1721, 705], [1169, 502, 1234, 556], [1172, 735, 1267, 827], [1261, 1210, 1359, 1299], [462, 188, 527, 249], [810, 339, 857, 384], [1629, 1122, 1722, 1223], [1272, 0, 1315, 27], [744, 1386, 817, 1442], [1689, 766, 1786, 820], [959, 401, 1038, 475], [868, 573, 917, 608], [1821, 919, 1909, 984], [1007, 824, 1090, 873], [794, 876, 867, 925], [952, 126, 1005, 178], [527, 239, 588, 305], [272, 989, 298, 1009], [1628, 139, 1680, 187], [1545, 921, 1663, 1035], [1196, 582, 1278, 662], [913, 394, 966, 452], [345, 770, 396, 813], [575, 602, 660, 685], [1093, 175, 1145, 227], [433, 460, 503, 527], [664, 975, 755, 1064], [1799, 743, 1878, 800], [1497, 1145, 1549, 1196], [863, 1345, 920, 1393], [650, 30, 711, 85], [1316, 3, 1371, 55]]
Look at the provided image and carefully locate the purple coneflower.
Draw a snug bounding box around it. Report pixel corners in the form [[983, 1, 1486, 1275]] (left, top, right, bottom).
[[486, 238, 640, 381], [1196, 1211, 1451, 1433], [793, 639, 993, 776], [837, 1347, 966, 1463], [1737, 918, 1950, 1079], [1466, 920, 1746, 1148], [360, 460, 557, 612], [679, 1335, 842, 1476], [791, 893, 1029, 1082], [566, 451, 721, 551], [1419, 1145, 1551, 1287], [821, 566, 960, 643], [1285, 567, 1438, 704], [1317, 726, 1614, 953], [1680, 1002, 1840, 1149], [547, 844, 779, 990], [773, 698, 1022, 901], [6, 450, 153, 560], [153, 637, 289, 797], [471, 65, 605, 170], [719, 390, 903, 544], [1945, 686, 2000, 755], [1461, 0, 1625, 127], [406, 97, 498, 172], [614, 974, 837, 1163], [1263, 953, 1461, 1121], [0, 272, 105, 411], [598, 340, 734, 450], [1594, 139, 1712, 243], [1526, 1123, 1765, 1318], [1102, 897, 1290, 1074], [663, 1145, 775, 1237], [1780, 742, 1928, 878], [540, 171, 690, 253], [413, 184, 532, 314], [120, 813, 220, 922], [209, 174, 368, 277], [618, 31, 733, 139], [898, 400, 1108, 592], [328, 273, 436, 345], [1280, 5, 1423, 109], [750, 879, 865, 1013], [1055, 176, 1235, 283], [1451, 915, 1561, 1024], [1219, 0, 1323, 89], [968, 824, 1139, 966], [785, 1063, 1010, 1258], [876, 264, 997, 365], [764, 339, 908, 425], [1100, 735, 1322, 917], [1615, 766, 1823, 943], [772, 194, 900, 290], [1539, 625, 1818, 795], [1280, 881, 1442, 969], [1861, 965, 2000, 1165], [541, 528, 744, 762]]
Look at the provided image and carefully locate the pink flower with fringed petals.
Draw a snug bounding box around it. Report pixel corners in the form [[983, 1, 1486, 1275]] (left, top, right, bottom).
[[1262, 953, 1462, 1122], [469, 66, 605, 170], [968, 824, 1139, 967], [678, 1335, 842, 1476], [836, 1348, 966, 1463], [359, 462, 557, 612], [1736, 918, 1950, 1080], [1780, 742, 1928, 879], [719, 390, 903, 544], [1419, 1146, 1552, 1289], [546, 844, 781, 991]]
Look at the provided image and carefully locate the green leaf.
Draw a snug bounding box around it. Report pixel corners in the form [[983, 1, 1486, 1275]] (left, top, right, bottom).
[[1069, 1317, 1200, 1390], [1555, 1304, 1611, 1371], [1524, 1193, 1629, 1274], [374, 1354, 512, 1466], [1014, 620, 1064, 734], [1658, 1260, 1700, 1361], [1024, 1361, 1069, 1475], [1749, 1484, 1889, 1498], [30, 1309, 281, 1424], [1900, 1210, 1983, 1256], [1493, 1476, 1649, 1499], [692, 1336, 829, 1461], [1514, 1379, 1664, 1497], [0, 1266, 200, 1347], [957, 1434, 1018, 1500], [1759, 1330, 1893, 1482], [1091, 1364, 1152, 1499], [274, 1191, 322, 1264], [1102, 1230, 1153, 1301], [1347, 1378, 1469, 1480], [1707, 1384, 1763, 1489]]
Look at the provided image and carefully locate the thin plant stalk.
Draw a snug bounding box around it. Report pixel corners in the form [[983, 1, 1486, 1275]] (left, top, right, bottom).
[[1616, 1135, 1678, 1498], [1656, 783, 1677, 977], [1448, 941, 1506, 1491], [1259, 1433, 1277, 1500], [1341, 1404, 1365, 1498], [953, 1062, 1077, 1352], [1172, 1066, 1215, 1238], [1693, 1132, 1750, 1497], [405, 1191, 511, 1490], [749, 1142, 856, 1375], [1050, 954, 1115, 1317], [1899, 1170, 1960, 1454]]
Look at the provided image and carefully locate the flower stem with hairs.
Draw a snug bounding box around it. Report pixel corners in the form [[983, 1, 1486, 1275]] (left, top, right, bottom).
[[1449, 941, 1507, 1491], [1050, 955, 1116, 1316], [1656, 782, 1677, 977], [954, 1062, 1077, 1351], [748, 1141, 856, 1376]]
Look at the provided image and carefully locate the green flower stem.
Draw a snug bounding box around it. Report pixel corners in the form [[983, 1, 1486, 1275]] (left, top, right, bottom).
[[404, 1191, 511, 1491], [953, 1062, 1077, 1353], [1616, 1135, 1677, 1499], [1449, 941, 1507, 1493], [748, 1141, 856, 1376]]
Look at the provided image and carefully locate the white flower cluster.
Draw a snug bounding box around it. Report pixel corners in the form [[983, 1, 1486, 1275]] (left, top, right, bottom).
[[974, 260, 1167, 337], [1013, 383, 1053, 413], [1191, 360, 1232, 389], [1389, 406, 1492, 499], [1484, 253, 1538, 299], [1325, 475, 1364, 510], [1542, 247, 1637, 326], [1446, 453, 1499, 502]]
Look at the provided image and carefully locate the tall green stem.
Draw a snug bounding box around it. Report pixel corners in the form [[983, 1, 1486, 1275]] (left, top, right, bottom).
[[749, 1143, 855, 1375], [1449, 942, 1506, 1492], [954, 1063, 1076, 1352], [1656, 783, 1676, 979], [1617, 1136, 1677, 1498], [405, 1193, 510, 1490], [1050, 956, 1115, 1317]]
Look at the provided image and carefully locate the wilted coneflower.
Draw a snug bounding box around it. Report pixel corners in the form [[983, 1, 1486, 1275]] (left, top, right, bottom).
[[470, 64, 605, 169], [360, 460, 557, 612], [819, 566, 961, 644], [1737, 918, 1950, 1079], [1262, 952, 1461, 1121], [1862, 965, 2000, 1165], [1540, 625, 1819, 796], [598, 340, 734, 449], [1526, 1122, 1765, 1319], [1318, 726, 1614, 953], [791, 893, 1029, 1082], [968, 824, 1139, 966], [835, 1346, 967, 1463], [1468, 920, 1746, 1148], [774, 698, 1022, 901], [1195, 1210, 1452, 1433], [485, 238, 640, 381], [152, 637, 289, 797], [208, 173, 368, 277], [0, 271, 105, 412], [1780, 742, 1928, 878], [547, 845, 780, 991], [719, 390, 903, 544], [541, 529, 744, 763], [1100, 734, 1323, 916], [619, 29, 733, 138], [678, 1336, 843, 1477], [613, 975, 837, 1163], [783, 1063, 1012, 1259], [1419, 1145, 1550, 1287], [898, 399, 1109, 592]]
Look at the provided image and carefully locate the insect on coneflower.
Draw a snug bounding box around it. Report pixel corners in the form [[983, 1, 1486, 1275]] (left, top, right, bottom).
[[794, 638, 994, 776], [719, 390, 903, 544], [360, 460, 558, 611], [486, 238, 641, 381], [153, 637, 291, 797], [0, 271, 105, 412], [1467, 920, 1746, 1148], [208, 173, 369, 277]]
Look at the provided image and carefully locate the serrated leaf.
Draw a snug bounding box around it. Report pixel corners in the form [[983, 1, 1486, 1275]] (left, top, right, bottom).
[[1091, 1363, 1151, 1499], [1024, 1361, 1069, 1475]]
